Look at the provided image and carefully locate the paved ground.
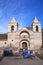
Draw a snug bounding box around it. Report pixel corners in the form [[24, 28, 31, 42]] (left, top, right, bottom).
[[0, 56, 43, 65]]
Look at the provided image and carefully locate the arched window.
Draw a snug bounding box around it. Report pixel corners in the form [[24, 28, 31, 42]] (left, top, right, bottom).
[[5, 42, 7, 44], [11, 25, 14, 32], [36, 26, 38, 32], [20, 31, 30, 38]]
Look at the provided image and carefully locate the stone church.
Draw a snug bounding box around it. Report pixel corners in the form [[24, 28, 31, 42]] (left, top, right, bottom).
[[0, 17, 42, 51]]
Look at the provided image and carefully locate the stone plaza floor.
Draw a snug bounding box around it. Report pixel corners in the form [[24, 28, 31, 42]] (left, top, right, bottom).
[[0, 56, 43, 65]]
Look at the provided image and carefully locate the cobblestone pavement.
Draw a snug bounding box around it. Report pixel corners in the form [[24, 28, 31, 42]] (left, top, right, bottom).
[[0, 56, 43, 65]]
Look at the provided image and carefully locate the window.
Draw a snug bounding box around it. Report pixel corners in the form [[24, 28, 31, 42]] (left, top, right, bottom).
[[11, 25, 14, 32], [20, 31, 30, 38], [5, 42, 7, 44], [12, 40, 13, 41], [36, 26, 38, 32]]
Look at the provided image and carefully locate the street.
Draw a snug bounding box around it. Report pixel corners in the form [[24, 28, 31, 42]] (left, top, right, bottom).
[[0, 56, 43, 65]]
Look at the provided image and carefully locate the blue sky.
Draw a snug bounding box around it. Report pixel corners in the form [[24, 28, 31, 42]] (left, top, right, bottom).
[[0, 0, 43, 33]]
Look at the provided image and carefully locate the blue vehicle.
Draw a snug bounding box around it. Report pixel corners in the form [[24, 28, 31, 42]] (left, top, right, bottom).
[[23, 50, 28, 58], [23, 50, 34, 58], [4, 50, 13, 56]]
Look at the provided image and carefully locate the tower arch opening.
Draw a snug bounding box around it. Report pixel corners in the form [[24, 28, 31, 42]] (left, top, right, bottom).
[[11, 25, 14, 32], [36, 26, 38, 32]]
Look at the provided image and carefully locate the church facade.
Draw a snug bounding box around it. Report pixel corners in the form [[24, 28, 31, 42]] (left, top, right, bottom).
[[0, 17, 42, 51]]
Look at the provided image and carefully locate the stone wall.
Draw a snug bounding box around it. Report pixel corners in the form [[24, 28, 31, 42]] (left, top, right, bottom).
[[42, 29, 43, 47]]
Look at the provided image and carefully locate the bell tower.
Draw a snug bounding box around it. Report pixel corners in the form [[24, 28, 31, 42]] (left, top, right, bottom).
[[32, 16, 41, 32], [8, 17, 18, 46], [8, 17, 18, 32]]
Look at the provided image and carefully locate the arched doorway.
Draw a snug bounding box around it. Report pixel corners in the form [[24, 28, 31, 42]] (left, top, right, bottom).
[[22, 42, 27, 50], [19, 40, 30, 50]]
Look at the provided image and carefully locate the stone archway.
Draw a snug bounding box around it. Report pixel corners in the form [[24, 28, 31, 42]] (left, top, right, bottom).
[[19, 40, 30, 50]]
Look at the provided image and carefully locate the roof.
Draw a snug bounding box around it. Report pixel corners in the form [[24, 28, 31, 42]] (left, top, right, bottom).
[[0, 34, 7, 40], [32, 16, 40, 24], [26, 27, 32, 30], [9, 17, 18, 24], [11, 17, 17, 23]]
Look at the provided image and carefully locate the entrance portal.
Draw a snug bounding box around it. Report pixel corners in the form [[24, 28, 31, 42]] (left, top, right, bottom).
[[19, 40, 30, 50], [22, 42, 27, 50]]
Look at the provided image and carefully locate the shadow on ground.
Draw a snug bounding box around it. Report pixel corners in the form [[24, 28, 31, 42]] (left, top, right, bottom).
[[37, 55, 43, 60], [0, 56, 4, 61]]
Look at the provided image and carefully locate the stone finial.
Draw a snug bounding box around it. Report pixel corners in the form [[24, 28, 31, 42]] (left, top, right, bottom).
[[34, 16, 39, 23], [11, 17, 17, 23]]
